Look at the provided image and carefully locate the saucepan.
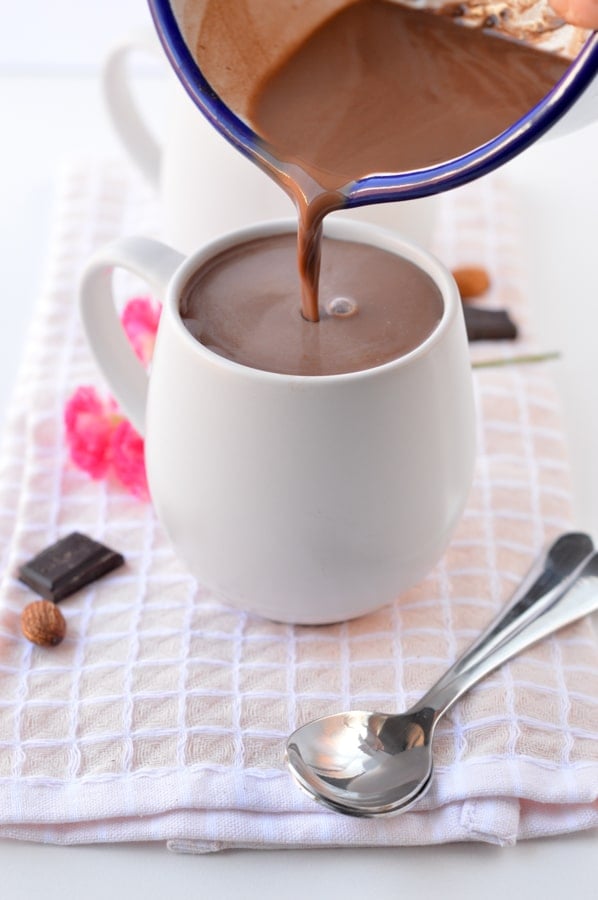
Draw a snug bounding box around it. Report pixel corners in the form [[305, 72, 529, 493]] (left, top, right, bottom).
[[146, 0, 598, 206]]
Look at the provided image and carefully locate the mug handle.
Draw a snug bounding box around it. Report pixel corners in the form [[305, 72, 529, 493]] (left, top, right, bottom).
[[102, 31, 163, 187], [79, 237, 184, 435]]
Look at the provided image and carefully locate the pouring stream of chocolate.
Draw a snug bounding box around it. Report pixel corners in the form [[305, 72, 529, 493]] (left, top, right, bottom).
[[189, 1, 570, 322]]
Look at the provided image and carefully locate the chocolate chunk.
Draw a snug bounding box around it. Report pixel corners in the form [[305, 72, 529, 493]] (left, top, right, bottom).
[[18, 532, 124, 602], [464, 306, 518, 342]]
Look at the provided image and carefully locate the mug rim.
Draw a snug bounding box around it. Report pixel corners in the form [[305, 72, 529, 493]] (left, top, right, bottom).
[[166, 217, 463, 383], [147, 0, 598, 202]]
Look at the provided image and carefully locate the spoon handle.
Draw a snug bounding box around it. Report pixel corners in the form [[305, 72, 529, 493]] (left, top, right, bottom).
[[427, 532, 593, 696], [417, 549, 598, 718]]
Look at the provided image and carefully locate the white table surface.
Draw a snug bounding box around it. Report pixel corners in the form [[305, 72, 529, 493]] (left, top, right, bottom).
[[1, 10, 598, 898]]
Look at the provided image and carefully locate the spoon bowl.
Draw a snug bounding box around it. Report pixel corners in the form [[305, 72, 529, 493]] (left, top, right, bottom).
[[287, 708, 435, 816]]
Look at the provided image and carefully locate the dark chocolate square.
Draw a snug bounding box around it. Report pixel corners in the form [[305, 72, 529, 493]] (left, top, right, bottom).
[[18, 532, 125, 602], [464, 306, 518, 342]]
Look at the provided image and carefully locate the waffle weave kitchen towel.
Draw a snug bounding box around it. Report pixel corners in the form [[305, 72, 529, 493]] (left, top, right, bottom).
[[0, 160, 596, 850]]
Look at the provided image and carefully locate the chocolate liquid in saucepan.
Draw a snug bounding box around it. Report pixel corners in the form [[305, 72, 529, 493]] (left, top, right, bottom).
[[182, 0, 569, 369], [243, 1, 569, 321]]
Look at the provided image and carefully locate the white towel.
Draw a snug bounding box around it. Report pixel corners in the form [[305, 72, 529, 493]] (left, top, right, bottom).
[[0, 160, 596, 851]]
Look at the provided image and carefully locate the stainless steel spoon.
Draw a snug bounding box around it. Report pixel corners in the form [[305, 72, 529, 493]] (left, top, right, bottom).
[[286, 532, 596, 817]]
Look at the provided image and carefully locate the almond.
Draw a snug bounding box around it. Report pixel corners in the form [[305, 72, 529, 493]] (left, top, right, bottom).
[[21, 599, 66, 647], [452, 266, 491, 301]]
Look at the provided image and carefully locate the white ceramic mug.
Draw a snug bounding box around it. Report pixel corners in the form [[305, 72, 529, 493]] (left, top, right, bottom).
[[101, 32, 439, 254], [79, 218, 475, 624]]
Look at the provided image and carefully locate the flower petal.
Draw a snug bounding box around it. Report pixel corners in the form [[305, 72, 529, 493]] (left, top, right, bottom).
[[64, 386, 119, 479], [121, 297, 162, 367], [111, 419, 150, 501]]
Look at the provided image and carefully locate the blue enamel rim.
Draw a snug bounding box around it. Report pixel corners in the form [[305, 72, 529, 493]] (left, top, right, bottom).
[[148, 0, 598, 205]]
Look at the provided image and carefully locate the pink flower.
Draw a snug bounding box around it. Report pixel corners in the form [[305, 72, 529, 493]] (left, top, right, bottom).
[[64, 386, 119, 479], [65, 296, 160, 501], [121, 297, 161, 367], [64, 387, 149, 500], [111, 420, 150, 501]]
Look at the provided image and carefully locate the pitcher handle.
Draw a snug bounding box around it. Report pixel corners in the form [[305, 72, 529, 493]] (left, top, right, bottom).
[[102, 31, 163, 187], [78, 237, 184, 435]]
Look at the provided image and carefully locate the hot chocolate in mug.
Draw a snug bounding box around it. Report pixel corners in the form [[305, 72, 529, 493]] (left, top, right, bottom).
[[101, 32, 440, 255], [79, 218, 475, 624]]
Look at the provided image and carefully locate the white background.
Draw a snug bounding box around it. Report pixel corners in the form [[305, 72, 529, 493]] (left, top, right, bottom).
[[0, 2, 597, 897]]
